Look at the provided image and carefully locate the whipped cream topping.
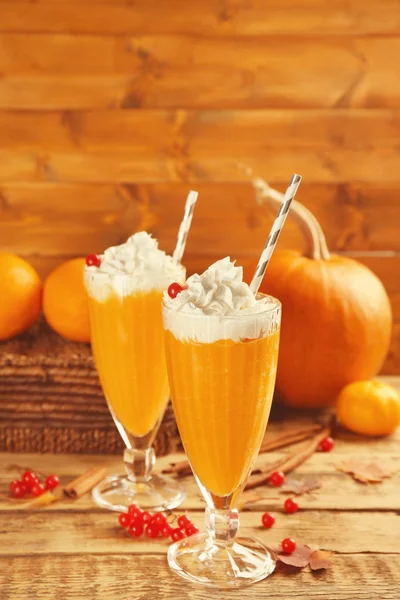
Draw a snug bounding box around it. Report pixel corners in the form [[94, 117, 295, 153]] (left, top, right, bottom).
[[85, 232, 185, 301], [163, 258, 280, 343]]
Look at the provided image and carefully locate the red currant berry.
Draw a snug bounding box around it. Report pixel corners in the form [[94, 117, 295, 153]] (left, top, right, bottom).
[[152, 512, 167, 527], [281, 538, 296, 554], [10, 481, 27, 499], [129, 522, 144, 537], [167, 282, 184, 299], [9, 480, 21, 493], [22, 470, 39, 490], [31, 482, 46, 497], [171, 528, 185, 542], [85, 254, 101, 268], [319, 436, 335, 452], [45, 474, 60, 491], [269, 471, 285, 487], [142, 511, 152, 525], [185, 525, 199, 536], [128, 505, 143, 521], [177, 515, 191, 529], [284, 498, 299, 514], [161, 524, 173, 538], [261, 512, 275, 528], [145, 525, 159, 539], [118, 513, 131, 528]]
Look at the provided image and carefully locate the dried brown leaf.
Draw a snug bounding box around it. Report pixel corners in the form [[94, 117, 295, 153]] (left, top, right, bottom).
[[309, 550, 332, 571], [281, 476, 321, 496], [336, 460, 398, 483], [277, 544, 313, 568]]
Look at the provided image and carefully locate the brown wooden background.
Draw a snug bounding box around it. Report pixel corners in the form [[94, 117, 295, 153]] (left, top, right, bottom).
[[0, 0, 399, 372]]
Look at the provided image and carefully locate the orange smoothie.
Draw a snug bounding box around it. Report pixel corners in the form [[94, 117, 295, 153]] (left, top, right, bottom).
[[165, 330, 280, 497], [88, 289, 169, 438]]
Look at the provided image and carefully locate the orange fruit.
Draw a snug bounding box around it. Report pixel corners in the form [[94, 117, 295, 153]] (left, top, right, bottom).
[[43, 258, 90, 343], [336, 380, 400, 437], [0, 252, 42, 341]]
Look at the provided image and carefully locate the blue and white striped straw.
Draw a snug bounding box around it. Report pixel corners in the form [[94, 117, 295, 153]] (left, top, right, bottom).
[[249, 174, 302, 294], [173, 190, 199, 264]]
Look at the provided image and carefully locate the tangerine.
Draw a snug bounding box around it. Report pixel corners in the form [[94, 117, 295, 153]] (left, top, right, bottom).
[[336, 380, 400, 437], [0, 252, 42, 341], [43, 258, 90, 342]]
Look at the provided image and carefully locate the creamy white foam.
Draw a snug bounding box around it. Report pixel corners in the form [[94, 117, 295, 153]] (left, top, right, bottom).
[[163, 258, 280, 343], [85, 232, 185, 301]]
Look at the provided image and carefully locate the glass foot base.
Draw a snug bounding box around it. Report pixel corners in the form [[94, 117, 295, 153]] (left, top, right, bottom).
[[92, 474, 186, 512], [168, 533, 276, 589]]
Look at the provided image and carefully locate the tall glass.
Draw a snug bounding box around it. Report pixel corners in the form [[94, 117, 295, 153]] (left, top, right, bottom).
[[85, 268, 186, 512], [163, 294, 281, 588]]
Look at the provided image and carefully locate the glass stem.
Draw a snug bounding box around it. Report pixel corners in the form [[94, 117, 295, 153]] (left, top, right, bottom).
[[205, 507, 239, 546], [124, 447, 155, 483]]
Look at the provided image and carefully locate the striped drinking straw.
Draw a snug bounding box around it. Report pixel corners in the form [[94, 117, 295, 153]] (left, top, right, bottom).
[[172, 190, 199, 264], [249, 174, 302, 294]]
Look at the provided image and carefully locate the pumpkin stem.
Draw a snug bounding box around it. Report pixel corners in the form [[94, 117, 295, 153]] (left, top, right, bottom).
[[250, 175, 331, 261]]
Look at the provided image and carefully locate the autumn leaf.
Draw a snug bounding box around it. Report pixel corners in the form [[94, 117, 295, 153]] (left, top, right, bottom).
[[336, 460, 398, 483], [309, 550, 332, 571], [272, 544, 332, 570], [281, 476, 321, 496]]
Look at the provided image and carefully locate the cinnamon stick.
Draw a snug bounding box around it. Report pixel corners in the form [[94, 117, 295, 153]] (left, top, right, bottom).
[[245, 425, 331, 491], [163, 424, 324, 478], [63, 466, 107, 499], [259, 424, 323, 453]]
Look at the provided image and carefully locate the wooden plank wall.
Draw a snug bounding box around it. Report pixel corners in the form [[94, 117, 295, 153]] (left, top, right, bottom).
[[0, 0, 399, 372]]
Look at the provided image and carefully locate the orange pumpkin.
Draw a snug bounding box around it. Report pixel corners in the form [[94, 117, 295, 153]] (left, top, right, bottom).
[[245, 181, 392, 409]]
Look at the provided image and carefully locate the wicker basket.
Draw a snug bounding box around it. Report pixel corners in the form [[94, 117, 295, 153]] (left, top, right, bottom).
[[0, 320, 180, 455]]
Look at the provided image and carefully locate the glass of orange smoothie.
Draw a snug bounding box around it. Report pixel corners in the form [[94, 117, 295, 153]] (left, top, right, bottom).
[[84, 232, 186, 512], [162, 257, 281, 588]]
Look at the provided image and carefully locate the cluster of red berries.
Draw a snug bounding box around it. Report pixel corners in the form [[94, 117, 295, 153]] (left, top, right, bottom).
[[118, 504, 199, 542], [9, 469, 60, 499]]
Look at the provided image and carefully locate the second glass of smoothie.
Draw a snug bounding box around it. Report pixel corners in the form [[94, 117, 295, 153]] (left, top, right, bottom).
[[85, 232, 186, 512], [162, 257, 281, 588]]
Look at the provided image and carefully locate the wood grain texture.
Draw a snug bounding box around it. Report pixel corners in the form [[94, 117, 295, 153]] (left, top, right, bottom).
[[1, 0, 400, 36], [1, 182, 399, 255], [0, 35, 399, 109], [1, 384, 399, 599], [0, 110, 400, 183], [0, 554, 398, 600]]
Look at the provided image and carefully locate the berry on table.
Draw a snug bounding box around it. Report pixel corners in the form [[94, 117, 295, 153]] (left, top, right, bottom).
[[281, 537, 296, 554], [141, 511, 152, 525], [45, 474, 60, 491], [152, 512, 167, 527], [129, 522, 144, 538], [171, 528, 185, 542], [145, 525, 159, 539], [185, 524, 199, 537], [118, 513, 131, 528], [261, 512, 275, 528], [167, 283, 184, 299], [284, 498, 299, 514], [177, 515, 191, 529], [161, 524, 173, 538], [319, 436, 335, 452], [9, 480, 27, 499], [85, 254, 101, 268], [22, 470, 38, 490], [31, 482, 46, 497], [128, 505, 143, 522], [269, 471, 285, 487]]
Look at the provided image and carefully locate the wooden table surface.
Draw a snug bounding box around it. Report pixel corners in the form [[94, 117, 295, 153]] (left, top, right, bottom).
[[1, 376, 399, 600]]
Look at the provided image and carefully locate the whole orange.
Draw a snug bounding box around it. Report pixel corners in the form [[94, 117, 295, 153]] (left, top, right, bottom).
[[0, 252, 42, 340], [336, 380, 400, 437], [43, 258, 90, 343]]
